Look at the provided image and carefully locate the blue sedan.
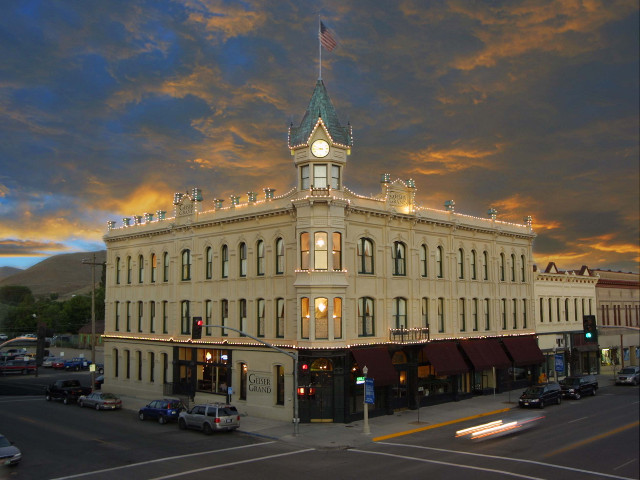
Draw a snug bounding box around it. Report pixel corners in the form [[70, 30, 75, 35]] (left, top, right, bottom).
[[139, 399, 186, 424]]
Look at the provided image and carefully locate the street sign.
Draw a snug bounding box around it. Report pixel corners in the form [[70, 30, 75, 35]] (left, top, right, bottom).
[[356, 376, 365, 385], [554, 353, 564, 372], [365, 378, 375, 404]]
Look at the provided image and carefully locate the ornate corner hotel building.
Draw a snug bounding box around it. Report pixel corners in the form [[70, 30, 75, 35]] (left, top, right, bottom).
[[103, 79, 543, 423]]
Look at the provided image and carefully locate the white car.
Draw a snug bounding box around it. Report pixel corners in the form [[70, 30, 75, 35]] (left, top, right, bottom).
[[0, 433, 21, 466], [616, 366, 640, 386]]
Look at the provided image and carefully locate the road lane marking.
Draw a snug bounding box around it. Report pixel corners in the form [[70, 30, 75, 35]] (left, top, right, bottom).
[[350, 449, 545, 480], [49, 442, 277, 480], [543, 421, 640, 458], [147, 449, 315, 479], [567, 416, 589, 423], [376, 442, 635, 480], [614, 459, 637, 471], [372, 407, 512, 441]]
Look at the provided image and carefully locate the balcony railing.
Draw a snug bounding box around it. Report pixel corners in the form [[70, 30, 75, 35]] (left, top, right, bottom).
[[388, 326, 430, 343]]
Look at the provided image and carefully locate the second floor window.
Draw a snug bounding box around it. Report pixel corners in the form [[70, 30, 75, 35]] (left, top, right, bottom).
[[301, 165, 310, 189], [116, 257, 121, 284], [482, 251, 488, 280], [256, 240, 264, 276], [358, 297, 375, 337], [257, 298, 265, 337], [239, 242, 247, 277], [393, 298, 407, 329], [181, 300, 190, 334], [276, 298, 285, 338], [420, 244, 428, 277], [457, 249, 464, 279], [181, 249, 191, 281], [276, 238, 284, 274], [392, 242, 406, 276], [471, 250, 477, 280], [221, 245, 229, 278], [314, 232, 328, 270], [127, 256, 132, 284], [151, 253, 157, 283], [437, 298, 444, 333], [163, 252, 169, 282], [138, 255, 144, 283], [436, 246, 444, 278], [205, 247, 213, 279], [357, 238, 374, 274]]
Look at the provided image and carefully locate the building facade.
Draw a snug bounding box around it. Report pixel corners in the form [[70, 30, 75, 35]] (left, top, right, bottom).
[[102, 79, 543, 423]]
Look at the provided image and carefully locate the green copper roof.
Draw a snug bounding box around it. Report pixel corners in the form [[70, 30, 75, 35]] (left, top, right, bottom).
[[289, 80, 352, 148]]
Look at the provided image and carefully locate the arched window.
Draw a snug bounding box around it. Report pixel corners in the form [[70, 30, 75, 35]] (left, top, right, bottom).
[[256, 240, 265, 276], [151, 253, 157, 283], [420, 244, 428, 277], [482, 251, 488, 280], [149, 352, 155, 383], [357, 238, 374, 274], [300, 233, 310, 270], [221, 245, 229, 278], [276, 298, 285, 338], [137, 301, 143, 332], [459, 298, 466, 331], [239, 242, 247, 277], [501, 298, 507, 329], [115, 257, 121, 285], [257, 298, 265, 337], [181, 249, 191, 281], [125, 349, 130, 379], [114, 301, 120, 331], [520, 254, 526, 282], [163, 252, 169, 282], [565, 298, 570, 321], [393, 298, 407, 328], [358, 297, 375, 337], [149, 301, 155, 333], [126, 301, 131, 332], [138, 254, 144, 283], [471, 250, 477, 280], [315, 297, 328, 339], [457, 248, 464, 279], [127, 256, 132, 284], [392, 241, 406, 276], [540, 297, 545, 322], [205, 247, 213, 279], [499, 253, 505, 281], [510, 254, 516, 281], [314, 232, 328, 270], [275, 238, 284, 274], [436, 246, 444, 278], [512, 298, 518, 329], [332, 232, 342, 270]]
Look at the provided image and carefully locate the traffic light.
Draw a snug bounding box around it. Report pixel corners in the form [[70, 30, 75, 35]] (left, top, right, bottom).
[[192, 317, 203, 340], [582, 315, 597, 343]]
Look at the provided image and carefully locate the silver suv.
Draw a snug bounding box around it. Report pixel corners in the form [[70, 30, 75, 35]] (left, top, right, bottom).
[[178, 403, 240, 434], [616, 366, 640, 386]]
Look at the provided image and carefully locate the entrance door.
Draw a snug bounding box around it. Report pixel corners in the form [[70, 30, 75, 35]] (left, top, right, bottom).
[[309, 358, 334, 422]]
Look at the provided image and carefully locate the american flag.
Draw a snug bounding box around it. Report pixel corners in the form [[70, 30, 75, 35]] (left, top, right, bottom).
[[320, 21, 338, 52]]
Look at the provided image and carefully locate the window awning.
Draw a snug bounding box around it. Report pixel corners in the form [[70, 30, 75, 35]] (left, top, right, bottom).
[[422, 342, 469, 376], [351, 347, 397, 386], [459, 339, 511, 371], [501, 336, 545, 366]]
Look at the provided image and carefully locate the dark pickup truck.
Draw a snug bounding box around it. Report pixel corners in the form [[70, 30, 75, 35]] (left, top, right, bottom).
[[45, 379, 92, 404]]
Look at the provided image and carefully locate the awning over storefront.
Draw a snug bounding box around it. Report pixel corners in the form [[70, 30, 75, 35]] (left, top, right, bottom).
[[501, 336, 545, 366], [459, 339, 512, 371], [422, 342, 469, 376], [351, 347, 397, 386]]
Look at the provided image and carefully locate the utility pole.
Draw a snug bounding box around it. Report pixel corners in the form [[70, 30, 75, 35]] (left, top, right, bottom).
[[82, 253, 101, 390]]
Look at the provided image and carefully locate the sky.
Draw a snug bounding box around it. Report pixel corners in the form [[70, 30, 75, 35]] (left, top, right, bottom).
[[0, 0, 638, 273]]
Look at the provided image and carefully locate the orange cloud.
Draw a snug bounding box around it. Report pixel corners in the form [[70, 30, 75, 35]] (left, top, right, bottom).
[[406, 141, 506, 173]]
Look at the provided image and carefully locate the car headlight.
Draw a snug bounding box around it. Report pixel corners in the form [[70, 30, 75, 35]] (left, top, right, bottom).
[[569, 389, 575, 393], [170, 410, 176, 414], [530, 399, 539, 402]]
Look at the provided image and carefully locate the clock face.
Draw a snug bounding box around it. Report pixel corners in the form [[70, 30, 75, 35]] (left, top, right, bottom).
[[311, 140, 330, 158]]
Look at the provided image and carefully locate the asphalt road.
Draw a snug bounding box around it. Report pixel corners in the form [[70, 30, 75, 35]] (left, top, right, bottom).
[[1, 370, 638, 480]]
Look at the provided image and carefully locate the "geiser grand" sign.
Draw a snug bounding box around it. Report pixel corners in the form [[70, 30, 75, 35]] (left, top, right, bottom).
[[248, 373, 272, 394]]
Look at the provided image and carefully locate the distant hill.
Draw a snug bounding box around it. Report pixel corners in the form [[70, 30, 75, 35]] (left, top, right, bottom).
[[0, 266, 22, 280], [0, 251, 106, 298]]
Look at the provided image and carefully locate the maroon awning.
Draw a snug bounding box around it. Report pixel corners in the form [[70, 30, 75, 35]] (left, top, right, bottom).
[[422, 342, 469, 376], [459, 339, 511, 371], [501, 336, 545, 366], [351, 347, 397, 386]]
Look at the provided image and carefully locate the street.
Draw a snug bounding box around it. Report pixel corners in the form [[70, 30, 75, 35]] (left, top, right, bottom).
[[0, 370, 638, 480]]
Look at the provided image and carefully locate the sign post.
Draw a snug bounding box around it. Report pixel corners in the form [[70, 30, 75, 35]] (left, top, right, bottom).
[[363, 367, 374, 435]]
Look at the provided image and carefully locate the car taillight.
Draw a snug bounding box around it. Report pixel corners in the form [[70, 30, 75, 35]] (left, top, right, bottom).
[[237, 416, 240, 421], [214, 417, 221, 423]]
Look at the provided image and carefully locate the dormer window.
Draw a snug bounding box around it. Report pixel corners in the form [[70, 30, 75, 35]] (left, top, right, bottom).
[[313, 165, 327, 188], [331, 165, 340, 189], [301, 165, 310, 189]]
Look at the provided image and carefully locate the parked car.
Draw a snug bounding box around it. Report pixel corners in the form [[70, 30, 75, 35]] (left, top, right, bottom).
[[0, 359, 36, 375], [560, 375, 598, 399], [42, 356, 62, 368], [139, 398, 186, 424], [615, 366, 640, 386], [0, 333, 8, 341], [94, 375, 104, 390], [45, 379, 92, 404], [78, 392, 122, 410], [519, 383, 562, 408], [51, 358, 66, 369], [178, 403, 240, 434], [64, 357, 92, 371], [94, 363, 104, 374], [0, 433, 21, 466]]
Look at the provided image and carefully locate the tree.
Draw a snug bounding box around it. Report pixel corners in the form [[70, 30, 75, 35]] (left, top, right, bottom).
[[0, 286, 34, 306]]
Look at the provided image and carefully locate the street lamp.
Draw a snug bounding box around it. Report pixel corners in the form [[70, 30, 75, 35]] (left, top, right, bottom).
[[82, 253, 101, 390], [363, 365, 370, 435]]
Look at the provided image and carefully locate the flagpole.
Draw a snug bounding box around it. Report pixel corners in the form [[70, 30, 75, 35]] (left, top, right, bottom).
[[318, 16, 322, 80]]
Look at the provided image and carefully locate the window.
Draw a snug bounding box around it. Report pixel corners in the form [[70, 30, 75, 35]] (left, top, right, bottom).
[[436, 246, 444, 278], [205, 247, 213, 279], [137, 301, 143, 332], [511, 254, 516, 282], [149, 352, 155, 383], [239, 299, 247, 335], [501, 298, 507, 329], [482, 251, 488, 280], [205, 300, 212, 336], [151, 253, 157, 283], [420, 244, 428, 277], [127, 256, 132, 284], [163, 252, 169, 282], [162, 353, 168, 383], [116, 257, 121, 284], [548, 297, 553, 323], [499, 253, 505, 281], [149, 301, 155, 333], [276, 298, 285, 338], [437, 298, 444, 333], [332, 232, 342, 270], [239, 243, 247, 277], [257, 298, 265, 337], [357, 238, 374, 274], [256, 240, 265, 276], [393, 298, 407, 329], [557, 298, 561, 322], [331, 165, 340, 189], [221, 300, 228, 337], [301, 165, 310, 189], [126, 301, 131, 332], [181, 300, 190, 335], [315, 297, 328, 339], [300, 233, 310, 270], [113, 348, 119, 378], [181, 249, 191, 281], [275, 238, 284, 274], [540, 298, 545, 322], [314, 232, 328, 270], [162, 301, 168, 334], [313, 164, 327, 188], [484, 298, 490, 330], [125, 350, 130, 379], [240, 362, 247, 400], [358, 297, 375, 337], [301, 297, 310, 339], [472, 298, 478, 331], [523, 299, 528, 328], [512, 298, 518, 329], [422, 298, 429, 328], [276, 365, 285, 406], [565, 299, 570, 322], [574, 298, 579, 322], [221, 245, 229, 278], [137, 351, 142, 381], [333, 298, 342, 339], [471, 250, 477, 280], [459, 298, 466, 331], [138, 255, 144, 283], [114, 301, 120, 331], [520, 254, 526, 282], [392, 241, 406, 276]]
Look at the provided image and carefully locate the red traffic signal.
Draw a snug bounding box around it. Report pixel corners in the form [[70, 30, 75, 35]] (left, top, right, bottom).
[[192, 317, 203, 340]]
